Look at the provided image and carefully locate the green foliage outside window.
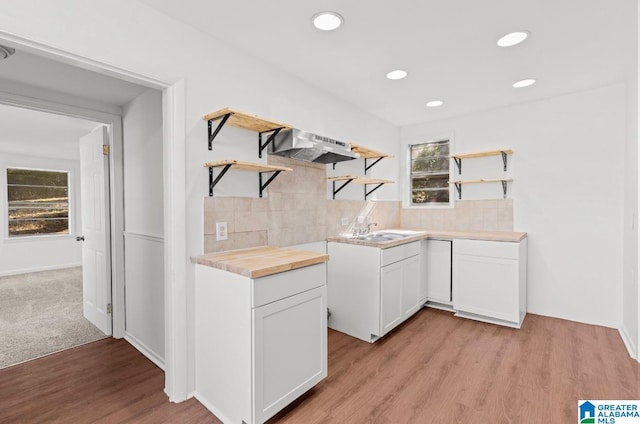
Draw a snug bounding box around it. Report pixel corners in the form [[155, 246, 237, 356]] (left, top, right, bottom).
[[410, 140, 450, 205]]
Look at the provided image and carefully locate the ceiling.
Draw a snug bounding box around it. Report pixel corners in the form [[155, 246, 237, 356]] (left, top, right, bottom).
[[138, 0, 636, 127], [0, 49, 148, 107], [0, 104, 101, 159]]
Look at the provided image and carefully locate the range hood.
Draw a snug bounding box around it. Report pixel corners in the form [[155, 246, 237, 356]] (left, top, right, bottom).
[[269, 128, 359, 164]]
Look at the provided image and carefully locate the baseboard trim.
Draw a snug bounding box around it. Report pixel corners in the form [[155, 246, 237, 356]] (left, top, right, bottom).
[[619, 326, 638, 361], [124, 332, 165, 371], [0, 263, 82, 277]]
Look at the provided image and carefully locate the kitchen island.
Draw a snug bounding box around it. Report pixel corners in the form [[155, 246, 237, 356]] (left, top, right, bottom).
[[192, 246, 329, 424]]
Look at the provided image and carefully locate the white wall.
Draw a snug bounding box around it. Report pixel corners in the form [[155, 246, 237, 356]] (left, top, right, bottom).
[[401, 84, 627, 329], [0, 152, 82, 276], [621, 1, 639, 359], [4, 0, 633, 398], [122, 89, 165, 367]]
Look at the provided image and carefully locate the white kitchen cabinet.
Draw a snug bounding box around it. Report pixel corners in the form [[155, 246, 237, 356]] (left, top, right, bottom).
[[421, 239, 453, 308], [452, 238, 527, 328], [327, 241, 421, 343], [195, 263, 327, 424]]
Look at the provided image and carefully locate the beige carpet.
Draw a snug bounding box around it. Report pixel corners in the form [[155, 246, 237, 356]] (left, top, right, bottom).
[[0, 267, 106, 368]]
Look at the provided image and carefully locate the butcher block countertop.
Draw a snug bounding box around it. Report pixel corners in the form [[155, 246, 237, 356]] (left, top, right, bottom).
[[327, 228, 527, 248], [192, 246, 329, 278]]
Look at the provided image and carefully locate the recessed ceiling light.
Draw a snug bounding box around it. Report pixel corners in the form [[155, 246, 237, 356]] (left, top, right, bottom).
[[497, 31, 529, 47], [386, 70, 408, 80], [426, 100, 444, 108], [0, 45, 15, 61], [312, 12, 343, 31], [513, 78, 536, 88]]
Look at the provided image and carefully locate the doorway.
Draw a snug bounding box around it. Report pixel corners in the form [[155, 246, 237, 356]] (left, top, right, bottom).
[[0, 104, 111, 367], [0, 34, 187, 400]]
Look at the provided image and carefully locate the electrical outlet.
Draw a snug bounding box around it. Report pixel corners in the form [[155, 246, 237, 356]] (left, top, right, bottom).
[[216, 222, 228, 241], [341, 217, 349, 226]]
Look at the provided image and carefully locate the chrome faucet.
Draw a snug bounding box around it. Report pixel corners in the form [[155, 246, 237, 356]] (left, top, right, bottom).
[[364, 222, 378, 234]]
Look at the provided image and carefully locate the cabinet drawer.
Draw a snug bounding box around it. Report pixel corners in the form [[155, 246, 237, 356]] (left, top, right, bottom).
[[453, 239, 519, 259], [252, 263, 326, 308], [381, 241, 421, 267]]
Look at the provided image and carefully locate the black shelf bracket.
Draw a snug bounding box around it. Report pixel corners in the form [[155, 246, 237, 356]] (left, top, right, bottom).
[[332, 178, 356, 200], [364, 183, 384, 199], [258, 128, 284, 158], [208, 164, 232, 196], [454, 157, 462, 175], [501, 151, 508, 171], [258, 170, 283, 198], [364, 157, 384, 174], [454, 182, 462, 200], [501, 180, 508, 199], [207, 112, 233, 150]]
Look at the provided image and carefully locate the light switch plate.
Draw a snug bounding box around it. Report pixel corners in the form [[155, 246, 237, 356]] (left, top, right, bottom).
[[341, 217, 349, 226], [216, 222, 228, 241]]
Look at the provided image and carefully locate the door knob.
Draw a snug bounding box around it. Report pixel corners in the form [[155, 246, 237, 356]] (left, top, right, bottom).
[[76, 236, 85, 242]]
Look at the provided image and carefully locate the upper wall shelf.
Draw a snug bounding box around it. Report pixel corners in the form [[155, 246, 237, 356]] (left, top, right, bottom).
[[202, 107, 292, 151], [204, 159, 292, 197], [328, 175, 394, 200], [449, 178, 513, 200], [450, 149, 513, 174], [337, 143, 394, 173]]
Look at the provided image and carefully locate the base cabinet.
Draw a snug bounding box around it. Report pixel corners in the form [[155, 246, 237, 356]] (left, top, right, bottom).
[[452, 239, 527, 328], [195, 263, 327, 424], [328, 241, 421, 343], [422, 239, 452, 306]]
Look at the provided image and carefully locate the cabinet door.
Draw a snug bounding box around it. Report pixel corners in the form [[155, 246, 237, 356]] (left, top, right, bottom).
[[252, 286, 327, 424], [401, 255, 421, 318], [424, 240, 452, 304], [380, 261, 403, 336], [453, 253, 519, 323]]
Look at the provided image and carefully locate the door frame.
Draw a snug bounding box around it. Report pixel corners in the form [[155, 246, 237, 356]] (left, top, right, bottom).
[[0, 32, 189, 401], [0, 91, 125, 335]]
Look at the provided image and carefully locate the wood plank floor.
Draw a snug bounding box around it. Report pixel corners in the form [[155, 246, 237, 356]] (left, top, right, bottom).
[[1, 309, 638, 423]]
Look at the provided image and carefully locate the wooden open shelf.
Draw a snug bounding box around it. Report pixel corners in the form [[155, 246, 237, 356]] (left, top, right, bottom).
[[204, 159, 292, 197], [450, 149, 513, 174], [204, 159, 292, 173], [351, 143, 394, 159], [328, 175, 394, 199], [450, 149, 513, 160], [353, 177, 394, 185], [203, 107, 292, 151], [448, 179, 513, 200], [348, 143, 394, 174], [327, 175, 360, 182], [203, 108, 292, 133]]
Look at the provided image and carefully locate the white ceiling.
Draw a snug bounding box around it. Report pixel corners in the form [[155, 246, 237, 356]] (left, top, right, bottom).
[[0, 104, 101, 160], [138, 0, 636, 127], [0, 49, 148, 107]]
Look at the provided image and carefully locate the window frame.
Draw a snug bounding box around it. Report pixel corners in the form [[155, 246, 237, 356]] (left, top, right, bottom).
[[2, 164, 76, 241], [406, 138, 454, 208]]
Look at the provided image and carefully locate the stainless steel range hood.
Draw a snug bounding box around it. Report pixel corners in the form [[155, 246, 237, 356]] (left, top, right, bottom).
[[268, 128, 359, 164]]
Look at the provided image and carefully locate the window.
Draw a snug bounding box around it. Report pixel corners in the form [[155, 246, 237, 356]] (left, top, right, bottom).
[[410, 139, 450, 205], [6, 168, 70, 237]]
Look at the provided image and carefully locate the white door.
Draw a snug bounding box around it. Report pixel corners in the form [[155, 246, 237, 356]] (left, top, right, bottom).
[[252, 286, 327, 424], [425, 239, 453, 304], [380, 261, 403, 336], [401, 255, 421, 317], [79, 126, 112, 335]]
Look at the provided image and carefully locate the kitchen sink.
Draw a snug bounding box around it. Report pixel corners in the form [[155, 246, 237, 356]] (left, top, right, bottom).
[[353, 231, 419, 242]]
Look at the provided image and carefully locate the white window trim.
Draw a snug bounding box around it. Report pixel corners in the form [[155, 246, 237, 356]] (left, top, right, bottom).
[[1, 155, 78, 242], [405, 138, 455, 209]]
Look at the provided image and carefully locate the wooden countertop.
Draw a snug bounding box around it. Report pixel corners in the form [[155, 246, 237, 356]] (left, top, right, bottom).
[[327, 228, 527, 248], [192, 246, 329, 278]]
